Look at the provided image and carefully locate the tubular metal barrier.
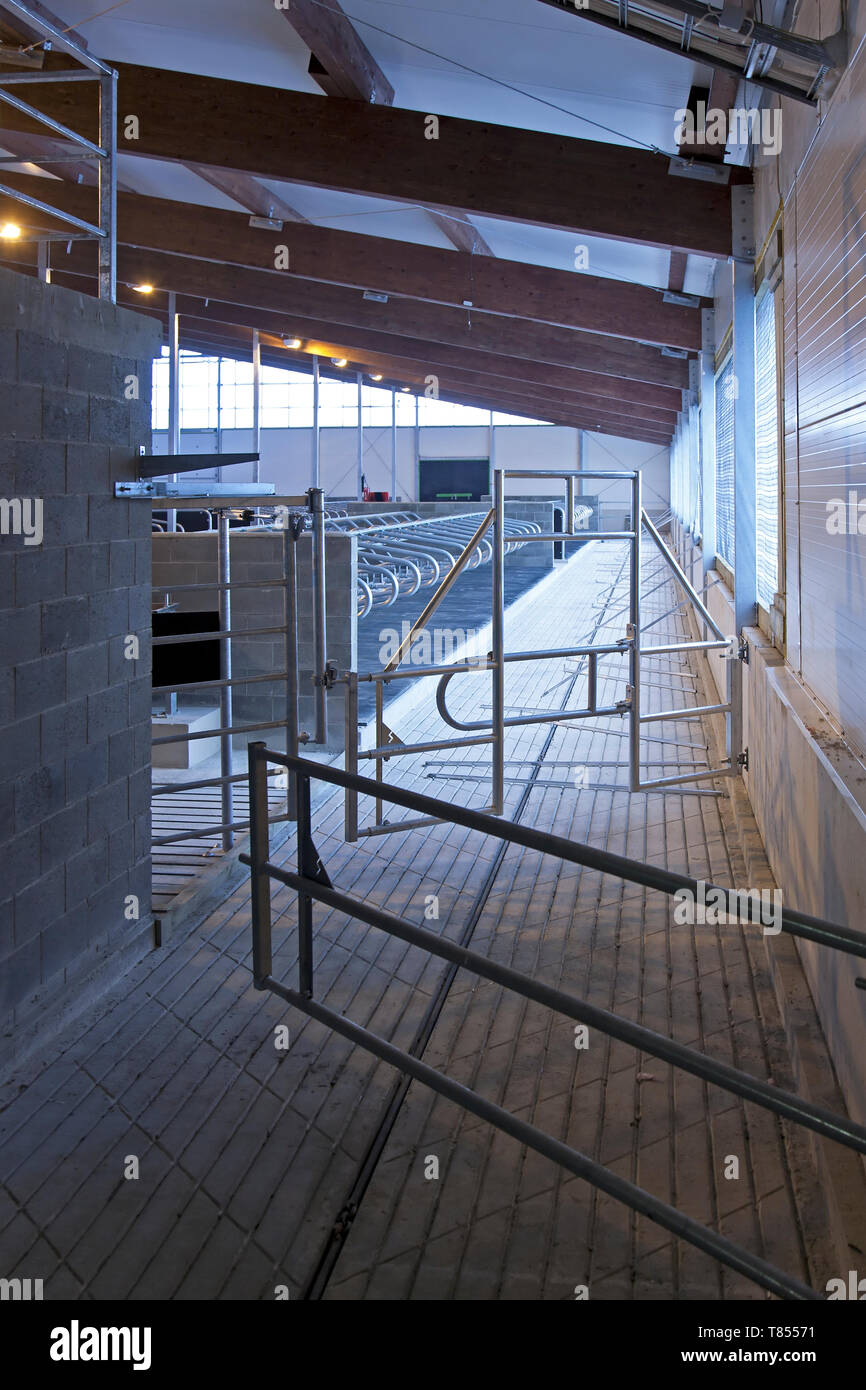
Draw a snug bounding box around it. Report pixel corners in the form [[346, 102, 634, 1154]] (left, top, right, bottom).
[[150, 489, 329, 850], [243, 745, 866, 1301], [342, 469, 737, 837], [324, 510, 543, 616]]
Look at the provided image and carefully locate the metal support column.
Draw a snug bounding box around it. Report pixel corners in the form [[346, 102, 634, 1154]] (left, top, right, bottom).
[[97, 68, 116, 304], [309, 486, 328, 745], [252, 329, 261, 485], [248, 743, 272, 986], [217, 512, 234, 850], [491, 468, 506, 813], [356, 370, 364, 500], [167, 291, 180, 533], [37, 241, 51, 284], [629, 470, 642, 790], [700, 309, 716, 581], [344, 671, 359, 842], [730, 191, 758, 773], [312, 355, 320, 488], [390, 386, 397, 501], [283, 522, 300, 820]]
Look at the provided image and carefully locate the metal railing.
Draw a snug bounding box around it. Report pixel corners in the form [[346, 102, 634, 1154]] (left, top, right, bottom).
[[150, 490, 329, 852], [243, 745, 866, 1301], [342, 469, 736, 838], [325, 510, 542, 617], [0, 1, 116, 300]]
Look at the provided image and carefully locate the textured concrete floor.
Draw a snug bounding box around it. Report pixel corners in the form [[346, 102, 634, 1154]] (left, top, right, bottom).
[[0, 539, 850, 1299]]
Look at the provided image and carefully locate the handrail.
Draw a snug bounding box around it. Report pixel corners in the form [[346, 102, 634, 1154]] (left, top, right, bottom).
[[244, 744, 866, 1300], [262, 751, 866, 964]]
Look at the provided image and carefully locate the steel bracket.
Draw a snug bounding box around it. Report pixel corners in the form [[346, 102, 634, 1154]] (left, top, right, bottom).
[[300, 826, 332, 889]]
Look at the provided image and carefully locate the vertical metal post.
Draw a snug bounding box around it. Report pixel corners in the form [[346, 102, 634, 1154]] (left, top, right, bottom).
[[700, 309, 716, 624], [252, 329, 261, 484], [167, 291, 180, 533], [248, 742, 272, 986], [312, 355, 320, 488], [414, 393, 420, 499], [297, 772, 314, 998], [344, 671, 359, 842], [37, 241, 51, 284], [283, 523, 300, 821], [216, 354, 222, 470], [218, 512, 234, 850], [587, 650, 598, 713], [390, 386, 397, 500], [629, 470, 642, 792], [309, 487, 328, 745], [576, 429, 584, 496], [491, 467, 505, 814], [375, 679, 384, 826], [730, 218, 757, 774], [97, 69, 116, 304], [566, 474, 576, 535], [357, 369, 364, 499]]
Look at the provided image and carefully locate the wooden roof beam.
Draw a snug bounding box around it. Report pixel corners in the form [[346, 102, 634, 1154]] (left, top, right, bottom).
[[0, 60, 749, 257]]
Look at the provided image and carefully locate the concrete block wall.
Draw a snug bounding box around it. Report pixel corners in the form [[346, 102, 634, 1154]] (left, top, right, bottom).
[[151, 528, 356, 750], [0, 266, 161, 1062]]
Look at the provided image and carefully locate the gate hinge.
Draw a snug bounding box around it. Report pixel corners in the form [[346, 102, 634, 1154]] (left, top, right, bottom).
[[739, 635, 750, 664], [737, 747, 749, 771], [317, 661, 339, 690]]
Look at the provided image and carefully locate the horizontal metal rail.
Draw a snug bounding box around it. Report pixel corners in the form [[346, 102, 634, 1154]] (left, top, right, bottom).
[[244, 745, 866, 1299], [264, 751, 866, 962]]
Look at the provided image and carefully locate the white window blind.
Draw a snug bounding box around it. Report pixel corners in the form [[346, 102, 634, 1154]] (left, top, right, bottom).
[[755, 289, 780, 608], [715, 359, 735, 566]]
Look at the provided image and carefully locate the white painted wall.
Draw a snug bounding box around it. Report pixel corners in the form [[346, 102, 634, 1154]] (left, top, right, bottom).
[[152, 423, 670, 520]]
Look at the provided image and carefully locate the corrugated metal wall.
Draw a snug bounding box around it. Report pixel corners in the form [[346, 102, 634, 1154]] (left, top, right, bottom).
[[786, 46, 866, 751]]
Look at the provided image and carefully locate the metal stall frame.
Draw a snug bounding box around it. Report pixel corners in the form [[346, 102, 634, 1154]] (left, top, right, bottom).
[[149, 489, 329, 852], [0, 1, 117, 302], [343, 468, 736, 841], [244, 746, 866, 1302]]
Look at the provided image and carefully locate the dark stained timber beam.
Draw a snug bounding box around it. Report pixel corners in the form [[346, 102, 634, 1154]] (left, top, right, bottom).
[[277, 0, 394, 104], [2, 236, 692, 390], [172, 332, 673, 442], [0, 174, 702, 348], [135, 312, 677, 429], [183, 164, 310, 223], [1, 60, 748, 257]]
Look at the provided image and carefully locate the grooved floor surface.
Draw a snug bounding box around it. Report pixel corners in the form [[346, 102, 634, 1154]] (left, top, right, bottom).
[[0, 540, 842, 1300]]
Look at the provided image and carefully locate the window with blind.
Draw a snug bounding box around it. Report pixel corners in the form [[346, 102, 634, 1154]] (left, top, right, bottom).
[[755, 288, 780, 608], [715, 358, 735, 566]]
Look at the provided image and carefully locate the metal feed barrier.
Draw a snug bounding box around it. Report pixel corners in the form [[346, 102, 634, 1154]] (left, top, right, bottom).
[[243, 745, 866, 1301], [323, 510, 543, 617]]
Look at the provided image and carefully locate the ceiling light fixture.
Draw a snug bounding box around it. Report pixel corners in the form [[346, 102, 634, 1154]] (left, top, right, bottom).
[[370, 373, 383, 381], [283, 336, 302, 349], [132, 282, 155, 294], [0, 222, 22, 240], [332, 357, 348, 368]]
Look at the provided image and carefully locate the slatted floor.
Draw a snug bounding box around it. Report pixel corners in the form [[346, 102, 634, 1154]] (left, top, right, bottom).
[[0, 538, 852, 1301], [151, 781, 288, 916]]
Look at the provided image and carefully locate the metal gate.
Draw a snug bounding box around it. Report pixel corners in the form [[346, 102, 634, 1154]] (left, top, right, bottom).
[[342, 468, 736, 841]]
